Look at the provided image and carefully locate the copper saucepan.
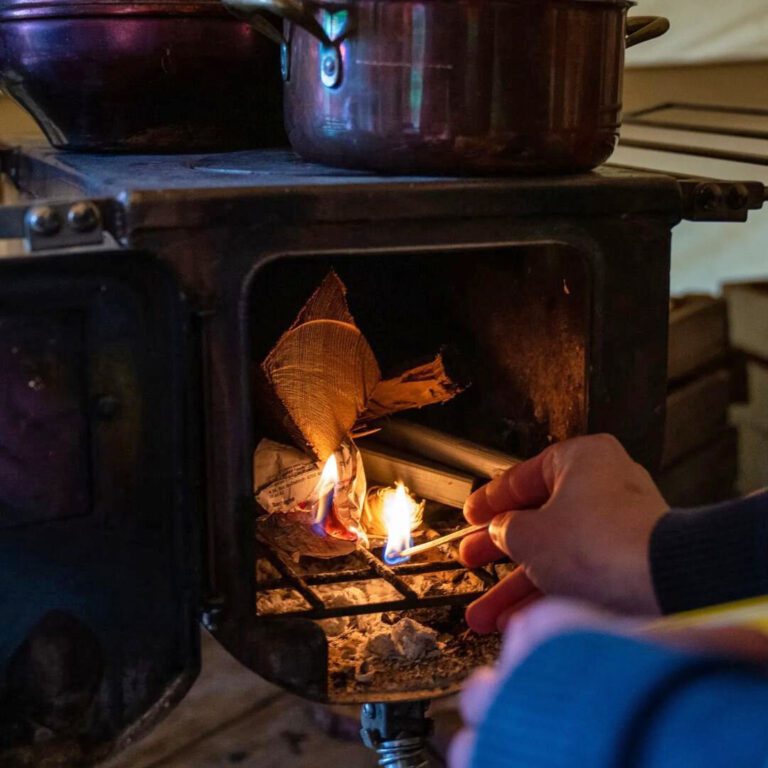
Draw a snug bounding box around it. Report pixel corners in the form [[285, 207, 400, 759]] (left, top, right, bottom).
[[0, 0, 285, 151], [225, 0, 669, 174]]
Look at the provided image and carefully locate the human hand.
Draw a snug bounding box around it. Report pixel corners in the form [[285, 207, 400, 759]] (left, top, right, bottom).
[[460, 434, 669, 633], [449, 598, 768, 768]]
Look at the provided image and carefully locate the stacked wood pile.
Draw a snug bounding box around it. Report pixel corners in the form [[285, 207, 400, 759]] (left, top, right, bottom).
[[658, 296, 736, 506], [724, 282, 768, 494]]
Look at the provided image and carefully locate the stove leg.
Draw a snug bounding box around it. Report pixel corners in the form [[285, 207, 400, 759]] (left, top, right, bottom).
[[360, 701, 433, 768]]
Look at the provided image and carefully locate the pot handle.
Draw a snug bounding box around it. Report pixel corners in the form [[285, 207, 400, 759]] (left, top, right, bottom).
[[626, 16, 670, 48], [223, 0, 332, 46]]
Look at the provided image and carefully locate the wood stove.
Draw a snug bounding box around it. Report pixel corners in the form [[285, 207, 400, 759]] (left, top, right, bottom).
[[0, 145, 764, 766]]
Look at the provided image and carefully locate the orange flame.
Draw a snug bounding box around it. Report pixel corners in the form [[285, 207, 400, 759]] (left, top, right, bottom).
[[313, 453, 338, 532], [383, 482, 421, 564]]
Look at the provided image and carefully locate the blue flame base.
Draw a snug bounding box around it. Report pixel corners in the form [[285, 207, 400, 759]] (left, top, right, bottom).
[[384, 549, 410, 565]]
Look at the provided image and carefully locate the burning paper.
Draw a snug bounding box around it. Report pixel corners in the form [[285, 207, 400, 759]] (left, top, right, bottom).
[[254, 439, 367, 558], [363, 483, 423, 535], [257, 272, 467, 463]]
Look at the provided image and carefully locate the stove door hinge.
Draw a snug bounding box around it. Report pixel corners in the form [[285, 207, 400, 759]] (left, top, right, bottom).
[[679, 179, 766, 222], [0, 198, 124, 253]]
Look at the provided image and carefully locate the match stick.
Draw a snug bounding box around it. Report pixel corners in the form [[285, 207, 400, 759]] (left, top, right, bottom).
[[395, 523, 489, 559]]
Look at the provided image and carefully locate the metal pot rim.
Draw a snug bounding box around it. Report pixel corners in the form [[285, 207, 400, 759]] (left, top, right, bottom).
[[0, 0, 234, 20], [301, 0, 635, 5]]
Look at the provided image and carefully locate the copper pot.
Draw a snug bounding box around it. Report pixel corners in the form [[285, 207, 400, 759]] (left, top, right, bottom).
[[0, 0, 285, 151], [226, 0, 668, 174]]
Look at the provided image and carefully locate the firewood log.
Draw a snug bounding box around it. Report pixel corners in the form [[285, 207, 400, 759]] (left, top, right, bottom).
[[372, 419, 521, 479]]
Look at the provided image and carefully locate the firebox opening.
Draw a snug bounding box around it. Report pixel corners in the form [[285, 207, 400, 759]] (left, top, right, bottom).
[[247, 244, 590, 700]]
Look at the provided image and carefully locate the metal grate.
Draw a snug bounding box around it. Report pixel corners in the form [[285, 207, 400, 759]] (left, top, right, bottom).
[[255, 532, 500, 621]]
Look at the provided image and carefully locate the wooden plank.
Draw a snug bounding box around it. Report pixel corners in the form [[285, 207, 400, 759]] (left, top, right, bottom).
[[627, 105, 768, 139], [746, 358, 768, 430], [359, 442, 476, 508], [724, 282, 768, 361], [153, 694, 380, 768], [609, 145, 768, 184], [658, 427, 738, 508], [104, 631, 281, 768], [621, 123, 768, 159], [732, 405, 768, 494], [373, 419, 520, 480], [668, 295, 729, 383], [663, 369, 731, 467]]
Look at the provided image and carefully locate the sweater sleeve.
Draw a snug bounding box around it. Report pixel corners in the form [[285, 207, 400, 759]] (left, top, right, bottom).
[[650, 491, 768, 614], [470, 630, 768, 768]]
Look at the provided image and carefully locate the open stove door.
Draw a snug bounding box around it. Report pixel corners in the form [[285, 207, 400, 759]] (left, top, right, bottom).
[[0, 215, 200, 767]]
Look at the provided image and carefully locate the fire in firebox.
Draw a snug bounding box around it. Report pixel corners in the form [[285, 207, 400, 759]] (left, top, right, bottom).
[[381, 483, 423, 565]]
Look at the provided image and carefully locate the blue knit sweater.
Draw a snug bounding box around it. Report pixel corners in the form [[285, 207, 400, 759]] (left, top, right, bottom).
[[471, 492, 768, 768]]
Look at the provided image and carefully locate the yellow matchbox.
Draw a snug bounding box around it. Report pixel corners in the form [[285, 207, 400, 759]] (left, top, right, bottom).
[[648, 596, 768, 635]]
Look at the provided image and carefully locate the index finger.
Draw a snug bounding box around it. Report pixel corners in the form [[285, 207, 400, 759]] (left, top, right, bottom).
[[464, 449, 553, 525]]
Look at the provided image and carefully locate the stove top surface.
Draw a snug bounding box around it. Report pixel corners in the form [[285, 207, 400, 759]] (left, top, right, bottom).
[[9, 144, 674, 193], [4, 144, 689, 233]]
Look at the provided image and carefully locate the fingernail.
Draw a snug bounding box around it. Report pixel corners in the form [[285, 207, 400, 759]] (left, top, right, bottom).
[[488, 512, 511, 548]]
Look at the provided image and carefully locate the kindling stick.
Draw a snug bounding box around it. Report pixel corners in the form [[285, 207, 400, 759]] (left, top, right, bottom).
[[395, 523, 490, 559]]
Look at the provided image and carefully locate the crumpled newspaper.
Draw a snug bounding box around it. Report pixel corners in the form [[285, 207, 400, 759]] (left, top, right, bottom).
[[254, 438, 367, 558]]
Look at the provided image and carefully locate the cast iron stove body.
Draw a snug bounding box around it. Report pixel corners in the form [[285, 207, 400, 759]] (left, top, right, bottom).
[[0, 144, 763, 766]]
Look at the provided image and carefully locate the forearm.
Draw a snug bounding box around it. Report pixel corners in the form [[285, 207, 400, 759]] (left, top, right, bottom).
[[470, 630, 768, 768], [650, 491, 768, 614], [639, 667, 768, 767]]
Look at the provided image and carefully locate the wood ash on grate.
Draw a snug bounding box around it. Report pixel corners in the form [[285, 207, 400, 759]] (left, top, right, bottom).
[[316, 578, 500, 696], [256, 550, 502, 696]]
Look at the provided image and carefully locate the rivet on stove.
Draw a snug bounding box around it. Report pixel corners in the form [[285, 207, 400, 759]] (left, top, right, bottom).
[[695, 184, 723, 213], [320, 46, 341, 89], [68, 201, 100, 233], [726, 185, 749, 211], [27, 206, 62, 236], [322, 55, 336, 77]]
